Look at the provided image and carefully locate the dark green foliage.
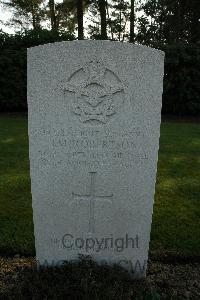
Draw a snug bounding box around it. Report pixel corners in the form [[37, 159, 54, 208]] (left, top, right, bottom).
[[0, 29, 199, 114], [162, 44, 200, 115], [0, 29, 75, 112], [137, 0, 200, 46], [134, 0, 200, 115], [0, 46, 27, 112]]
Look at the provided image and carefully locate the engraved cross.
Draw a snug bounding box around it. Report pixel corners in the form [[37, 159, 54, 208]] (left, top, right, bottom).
[[72, 172, 113, 234]]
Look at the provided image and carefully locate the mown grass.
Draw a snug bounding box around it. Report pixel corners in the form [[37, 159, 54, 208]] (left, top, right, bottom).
[[0, 115, 199, 257], [151, 121, 200, 257], [0, 115, 33, 255]]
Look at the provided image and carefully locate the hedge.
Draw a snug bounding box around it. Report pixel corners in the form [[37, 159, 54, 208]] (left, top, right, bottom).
[[0, 29, 199, 115]]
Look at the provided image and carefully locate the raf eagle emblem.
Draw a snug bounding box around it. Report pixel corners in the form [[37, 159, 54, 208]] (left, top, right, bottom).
[[64, 60, 125, 124]]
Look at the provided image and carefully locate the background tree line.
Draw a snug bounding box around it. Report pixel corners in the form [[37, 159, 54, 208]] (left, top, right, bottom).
[[0, 0, 199, 115]]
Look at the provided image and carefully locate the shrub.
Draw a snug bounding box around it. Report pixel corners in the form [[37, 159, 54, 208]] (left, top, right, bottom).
[[162, 43, 200, 115], [0, 29, 75, 112], [0, 30, 199, 115]]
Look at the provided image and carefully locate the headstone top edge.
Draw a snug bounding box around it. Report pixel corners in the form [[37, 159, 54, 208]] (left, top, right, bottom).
[[27, 40, 165, 57]]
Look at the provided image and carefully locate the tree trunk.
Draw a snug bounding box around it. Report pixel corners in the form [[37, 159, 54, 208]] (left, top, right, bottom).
[[49, 0, 57, 31], [32, 13, 36, 30], [77, 0, 84, 39], [106, 0, 113, 40], [31, 3, 40, 30], [130, 0, 135, 43], [98, 0, 107, 39], [118, 4, 122, 41], [122, 20, 127, 42]]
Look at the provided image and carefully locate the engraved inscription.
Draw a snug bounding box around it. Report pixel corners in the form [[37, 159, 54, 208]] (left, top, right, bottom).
[[64, 60, 125, 124], [32, 127, 149, 169], [72, 172, 113, 234]]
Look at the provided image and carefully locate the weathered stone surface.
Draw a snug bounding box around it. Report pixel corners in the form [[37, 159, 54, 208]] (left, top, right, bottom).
[[27, 41, 164, 278]]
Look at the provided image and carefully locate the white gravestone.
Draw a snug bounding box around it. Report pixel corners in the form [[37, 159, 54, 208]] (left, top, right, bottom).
[[27, 41, 164, 278]]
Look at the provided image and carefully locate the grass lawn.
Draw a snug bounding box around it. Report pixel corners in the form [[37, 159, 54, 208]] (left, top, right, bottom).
[[0, 115, 199, 257]]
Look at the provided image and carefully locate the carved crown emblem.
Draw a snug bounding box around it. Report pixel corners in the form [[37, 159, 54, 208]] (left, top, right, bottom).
[[64, 60, 125, 124]]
